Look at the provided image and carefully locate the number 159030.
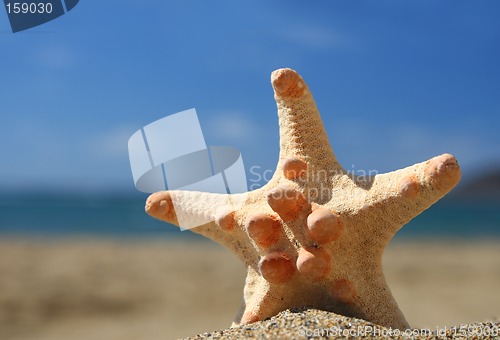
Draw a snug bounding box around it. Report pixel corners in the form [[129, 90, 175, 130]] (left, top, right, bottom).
[[6, 2, 53, 14]]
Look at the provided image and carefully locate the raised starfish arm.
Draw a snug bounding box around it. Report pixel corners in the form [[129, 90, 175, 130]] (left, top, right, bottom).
[[271, 68, 342, 171], [361, 153, 461, 241]]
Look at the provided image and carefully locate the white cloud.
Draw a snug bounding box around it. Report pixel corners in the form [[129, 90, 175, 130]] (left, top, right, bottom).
[[84, 126, 136, 160], [277, 24, 347, 50], [0, 119, 135, 186], [201, 111, 280, 179], [331, 119, 497, 175], [203, 111, 261, 145]]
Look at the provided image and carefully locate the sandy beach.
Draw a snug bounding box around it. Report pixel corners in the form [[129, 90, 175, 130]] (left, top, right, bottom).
[[0, 238, 498, 339]]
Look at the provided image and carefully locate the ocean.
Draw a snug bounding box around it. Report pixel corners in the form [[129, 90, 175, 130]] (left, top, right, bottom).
[[0, 193, 498, 240]]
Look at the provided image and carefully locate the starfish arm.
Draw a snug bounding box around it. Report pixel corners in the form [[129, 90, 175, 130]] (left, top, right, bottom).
[[362, 153, 461, 240], [145, 190, 247, 245], [271, 68, 342, 172]]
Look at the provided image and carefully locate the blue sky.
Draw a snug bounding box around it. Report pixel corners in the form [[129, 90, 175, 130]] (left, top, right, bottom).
[[0, 1, 499, 193]]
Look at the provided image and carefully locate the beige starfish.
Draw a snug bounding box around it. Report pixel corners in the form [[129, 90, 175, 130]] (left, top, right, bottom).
[[145, 68, 461, 330]]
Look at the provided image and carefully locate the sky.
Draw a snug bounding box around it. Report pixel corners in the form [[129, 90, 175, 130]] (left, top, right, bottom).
[[0, 1, 499, 194]]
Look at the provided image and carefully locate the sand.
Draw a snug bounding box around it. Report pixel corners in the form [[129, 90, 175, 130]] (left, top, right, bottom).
[[0, 237, 499, 339], [189, 308, 499, 339]]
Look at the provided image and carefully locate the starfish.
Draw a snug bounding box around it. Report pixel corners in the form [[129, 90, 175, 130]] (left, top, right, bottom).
[[145, 68, 461, 330]]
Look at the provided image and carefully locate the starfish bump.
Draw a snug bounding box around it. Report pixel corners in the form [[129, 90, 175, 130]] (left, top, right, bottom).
[[145, 68, 461, 330]]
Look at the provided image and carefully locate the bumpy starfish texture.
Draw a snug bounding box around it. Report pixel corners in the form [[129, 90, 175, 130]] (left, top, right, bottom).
[[145, 68, 461, 330]]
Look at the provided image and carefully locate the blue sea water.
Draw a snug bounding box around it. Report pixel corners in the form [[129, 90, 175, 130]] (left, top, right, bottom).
[[0, 193, 498, 239]]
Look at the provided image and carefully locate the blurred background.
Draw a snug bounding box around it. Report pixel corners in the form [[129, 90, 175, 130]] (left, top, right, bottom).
[[0, 1, 499, 339]]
